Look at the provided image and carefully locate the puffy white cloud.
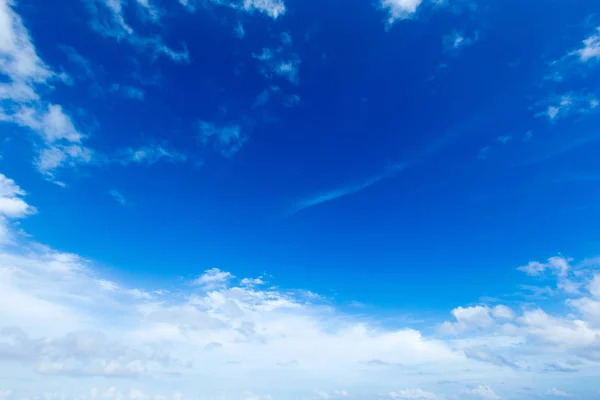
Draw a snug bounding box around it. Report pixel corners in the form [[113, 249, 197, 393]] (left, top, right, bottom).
[[491, 305, 515, 320], [381, 0, 423, 24], [438, 306, 495, 335]]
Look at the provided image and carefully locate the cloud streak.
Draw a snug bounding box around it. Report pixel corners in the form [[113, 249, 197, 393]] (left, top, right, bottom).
[[285, 163, 405, 218]]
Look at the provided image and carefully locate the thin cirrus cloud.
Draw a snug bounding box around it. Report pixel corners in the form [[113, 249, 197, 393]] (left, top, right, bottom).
[[285, 163, 406, 218], [2, 172, 600, 398]]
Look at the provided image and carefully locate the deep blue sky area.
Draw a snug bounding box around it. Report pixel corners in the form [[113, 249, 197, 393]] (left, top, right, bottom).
[[3, 0, 600, 312]]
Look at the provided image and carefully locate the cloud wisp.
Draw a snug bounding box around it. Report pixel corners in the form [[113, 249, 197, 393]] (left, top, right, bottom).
[[285, 163, 406, 218]]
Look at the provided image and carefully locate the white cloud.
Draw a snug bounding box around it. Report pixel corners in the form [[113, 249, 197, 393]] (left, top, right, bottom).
[[464, 385, 500, 400], [517, 256, 570, 277], [0, 174, 36, 219], [3, 174, 600, 398], [240, 277, 266, 287], [573, 27, 600, 62], [0, 1, 93, 180], [192, 268, 235, 288], [243, 0, 285, 19], [199, 121, 247, 157], [388, 389, 438, 400], [438, 306, 495, 335], [381, 0, 423, 24]]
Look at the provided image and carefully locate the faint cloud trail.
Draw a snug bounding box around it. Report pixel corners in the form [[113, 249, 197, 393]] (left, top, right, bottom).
[[284, 163, 406, 218]]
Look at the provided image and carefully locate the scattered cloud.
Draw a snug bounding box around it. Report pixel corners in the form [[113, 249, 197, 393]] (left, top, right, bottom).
[[83, 0, 189, 63], [179, 0, 285, 19], [2, 171, 600, 398], [381, 0, 423, 25], [254, 48, 300, 84], [536, 92, 599, 122], [286, 163, 405, 217], [0, 0, 93, 181], [517, 256, 570, 277], [199, 121, 247, 158], [119, 144, 187, 165]]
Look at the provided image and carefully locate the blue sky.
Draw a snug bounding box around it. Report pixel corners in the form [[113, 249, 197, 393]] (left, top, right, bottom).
[[1, 0, 600, 399]]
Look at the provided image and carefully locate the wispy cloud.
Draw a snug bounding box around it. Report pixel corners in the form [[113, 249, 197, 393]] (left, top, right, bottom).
[[443, 30, 478, 51], [110, 84, 145, 101], [118, 143, 187, 165], [58, 45, 94, 78], [286, 163, 405, 218], [109, 189, 131, 206], [199, 121, 247, 158], [535, 92, 599, 122], [253, 33, 300, 85], [83, 0, 189, 63]]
